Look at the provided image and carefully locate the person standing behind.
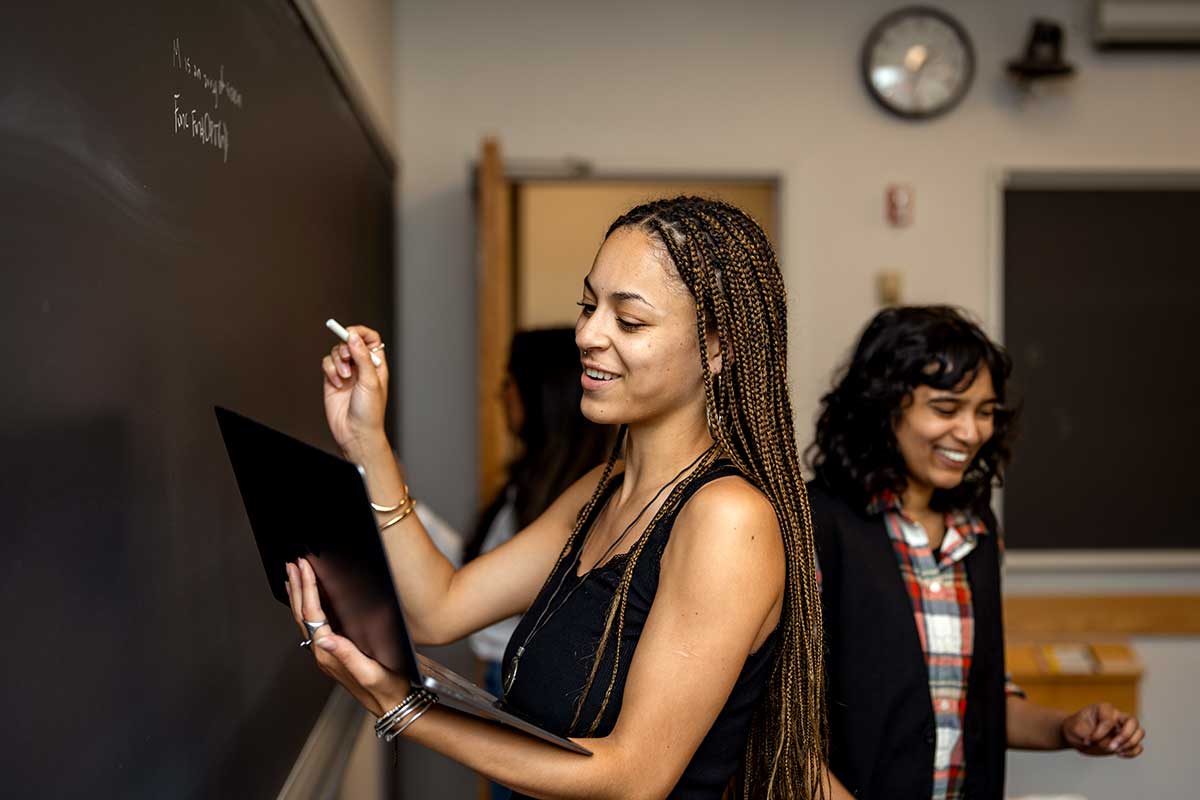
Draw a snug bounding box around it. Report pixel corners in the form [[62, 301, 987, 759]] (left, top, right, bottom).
[[464, 328, 612, 800], [806, 306, 1145, 799]]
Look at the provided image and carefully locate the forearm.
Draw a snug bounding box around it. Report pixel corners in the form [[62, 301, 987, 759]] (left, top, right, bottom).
[[821, 765, 855, 800], [348, 435, 459, 644], [405, 707, 649, 800], [1006, 695, 1068, 750]]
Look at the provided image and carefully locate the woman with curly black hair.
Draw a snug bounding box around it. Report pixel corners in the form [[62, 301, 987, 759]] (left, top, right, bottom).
[[806, 305, 1144, 800]]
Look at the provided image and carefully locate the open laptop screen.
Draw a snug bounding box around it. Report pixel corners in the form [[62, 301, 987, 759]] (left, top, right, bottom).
[[215, 406, 419, 679]]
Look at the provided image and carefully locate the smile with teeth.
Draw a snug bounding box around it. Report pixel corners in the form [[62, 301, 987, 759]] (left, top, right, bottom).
[[935, 446, 969, 464], [585, 367, 619, 381]]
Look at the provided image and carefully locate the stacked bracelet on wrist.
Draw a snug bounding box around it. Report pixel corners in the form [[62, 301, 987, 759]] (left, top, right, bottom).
[[375, 687, 437, 742], [371, 483, 417, 531], [370, 482, 411, 512]]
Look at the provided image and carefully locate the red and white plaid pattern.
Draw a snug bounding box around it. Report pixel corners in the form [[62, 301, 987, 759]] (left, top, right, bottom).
[[865, 490, 1024, 800]]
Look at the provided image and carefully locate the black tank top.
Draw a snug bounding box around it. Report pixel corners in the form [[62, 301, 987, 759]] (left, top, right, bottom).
[[502, 459, 779, 799]]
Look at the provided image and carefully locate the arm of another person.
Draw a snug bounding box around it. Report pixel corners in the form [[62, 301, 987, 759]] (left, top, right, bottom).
[[321, 324, 603, 646], [1007, 695, 1145, 757], [984, 504, 1145, 759], [293, 476, 848, 799]]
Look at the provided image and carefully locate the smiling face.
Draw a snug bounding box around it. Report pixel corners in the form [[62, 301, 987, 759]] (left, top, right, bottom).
[[574, 226, 719, 428], [892, 366, 997, 495]]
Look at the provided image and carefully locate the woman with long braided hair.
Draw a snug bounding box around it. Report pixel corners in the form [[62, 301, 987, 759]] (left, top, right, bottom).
[[285, 197, 840, 799]]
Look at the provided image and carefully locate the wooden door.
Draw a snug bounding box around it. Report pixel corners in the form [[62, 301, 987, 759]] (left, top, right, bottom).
[[514, 179, 778, 328], [477, 146, 780, 508], [476, 138, 515, 507]]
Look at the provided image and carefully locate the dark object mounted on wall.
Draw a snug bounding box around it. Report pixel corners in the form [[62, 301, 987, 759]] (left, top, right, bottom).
[[1008, 19, 1076, 80]]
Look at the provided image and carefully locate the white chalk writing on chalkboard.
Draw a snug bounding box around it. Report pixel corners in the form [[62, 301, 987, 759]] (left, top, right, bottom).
[[170, 38, 244, 163], [173, 94, 230, 162], [172, 38, 244, 110]]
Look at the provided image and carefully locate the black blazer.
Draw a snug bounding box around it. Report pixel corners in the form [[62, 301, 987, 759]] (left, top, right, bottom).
[[808, 481, 1008, 799]]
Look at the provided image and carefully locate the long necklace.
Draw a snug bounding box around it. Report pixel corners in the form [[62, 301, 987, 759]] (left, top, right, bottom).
[[501, 445, 714, 698]]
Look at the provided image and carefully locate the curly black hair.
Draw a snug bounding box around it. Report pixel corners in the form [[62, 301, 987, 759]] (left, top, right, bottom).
[[806, 305, 1017, 514]]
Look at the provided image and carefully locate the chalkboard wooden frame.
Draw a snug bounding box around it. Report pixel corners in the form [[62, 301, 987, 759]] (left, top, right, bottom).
[[988, 168, 1200, 570]]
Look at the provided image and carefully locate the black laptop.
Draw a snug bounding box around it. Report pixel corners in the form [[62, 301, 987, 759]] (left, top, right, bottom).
[[214, 406, 590, 755]]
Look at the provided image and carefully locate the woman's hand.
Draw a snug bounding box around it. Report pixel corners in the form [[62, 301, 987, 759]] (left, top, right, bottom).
[[285, 558, 410, 717], [1061, 702, 1146, 758], [321, 324, 389, 462]]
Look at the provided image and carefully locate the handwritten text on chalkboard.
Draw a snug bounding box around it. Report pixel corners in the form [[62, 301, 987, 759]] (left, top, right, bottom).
[[171, 38, 245, 163]]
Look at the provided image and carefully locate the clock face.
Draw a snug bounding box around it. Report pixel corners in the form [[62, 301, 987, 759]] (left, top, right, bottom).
[[862, 6, 975, 120]]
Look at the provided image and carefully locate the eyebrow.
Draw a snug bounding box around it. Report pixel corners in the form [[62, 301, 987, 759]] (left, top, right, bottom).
[[929, 394, 999, 405], [583, 277, 655, 309]]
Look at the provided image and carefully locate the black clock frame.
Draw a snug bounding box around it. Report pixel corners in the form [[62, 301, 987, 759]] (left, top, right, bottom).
[[860, 5, 977, 121]]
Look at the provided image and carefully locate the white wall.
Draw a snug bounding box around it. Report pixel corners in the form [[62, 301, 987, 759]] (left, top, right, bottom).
[[396, 0, 1200, 528], [394, 0, 1200, 796], [310, 0, 395, 144]]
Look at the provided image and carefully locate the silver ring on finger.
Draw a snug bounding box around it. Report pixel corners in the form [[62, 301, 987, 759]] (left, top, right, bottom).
[[300, 639, 313, 648], [304, 619, 329, 638]]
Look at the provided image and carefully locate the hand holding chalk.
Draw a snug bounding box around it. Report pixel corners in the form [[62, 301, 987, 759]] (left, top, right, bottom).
[[327, 318, 383, 367], [321, 319, 389, 460], [325, 317, 351, 342]]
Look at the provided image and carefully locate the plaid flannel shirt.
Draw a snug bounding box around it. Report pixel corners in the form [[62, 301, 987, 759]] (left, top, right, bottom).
[[862, 490, 1024, 800]]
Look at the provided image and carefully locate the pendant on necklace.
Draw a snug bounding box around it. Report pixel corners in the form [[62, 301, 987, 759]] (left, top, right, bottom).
[[502, 645, 524, 696]]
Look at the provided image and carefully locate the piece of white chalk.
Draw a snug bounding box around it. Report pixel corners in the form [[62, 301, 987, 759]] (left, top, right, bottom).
[[326, 318, 351, 343], [326, 318, 383, 367]]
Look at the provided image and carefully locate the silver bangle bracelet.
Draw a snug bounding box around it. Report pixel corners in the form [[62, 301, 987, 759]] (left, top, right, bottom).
[[375, 690, 426, 735], [375, 688, 435, 740], [381, 694, 435, 742]]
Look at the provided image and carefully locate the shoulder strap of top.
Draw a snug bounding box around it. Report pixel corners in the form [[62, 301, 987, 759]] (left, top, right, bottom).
[[650, 457, 746, 530], [575, 457, 746, 551], [565, 472, 624, 559]]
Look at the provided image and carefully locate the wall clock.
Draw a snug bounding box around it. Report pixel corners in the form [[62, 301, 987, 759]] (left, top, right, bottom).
[[861, 6, 976, 120]]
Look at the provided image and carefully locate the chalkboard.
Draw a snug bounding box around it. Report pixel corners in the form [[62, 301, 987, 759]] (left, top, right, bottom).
[[0, 2, 394, 796], [1002, 181, 1199, 550]]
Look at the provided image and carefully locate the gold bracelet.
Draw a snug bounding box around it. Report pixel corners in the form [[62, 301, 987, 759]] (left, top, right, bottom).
[[371, 483, 411, 513], [379, 500, 417, 531]]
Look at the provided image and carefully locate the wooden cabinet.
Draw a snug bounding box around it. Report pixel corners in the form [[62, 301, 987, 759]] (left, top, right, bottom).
[[1006, 641, 1142, 716]]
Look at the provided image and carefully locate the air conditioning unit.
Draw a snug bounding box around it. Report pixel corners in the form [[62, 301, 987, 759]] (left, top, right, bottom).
[[1093, 0, 1200, 47]]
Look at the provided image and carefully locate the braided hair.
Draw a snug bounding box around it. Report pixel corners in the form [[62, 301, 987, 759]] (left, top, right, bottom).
[[536, 197, 827, 799]]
